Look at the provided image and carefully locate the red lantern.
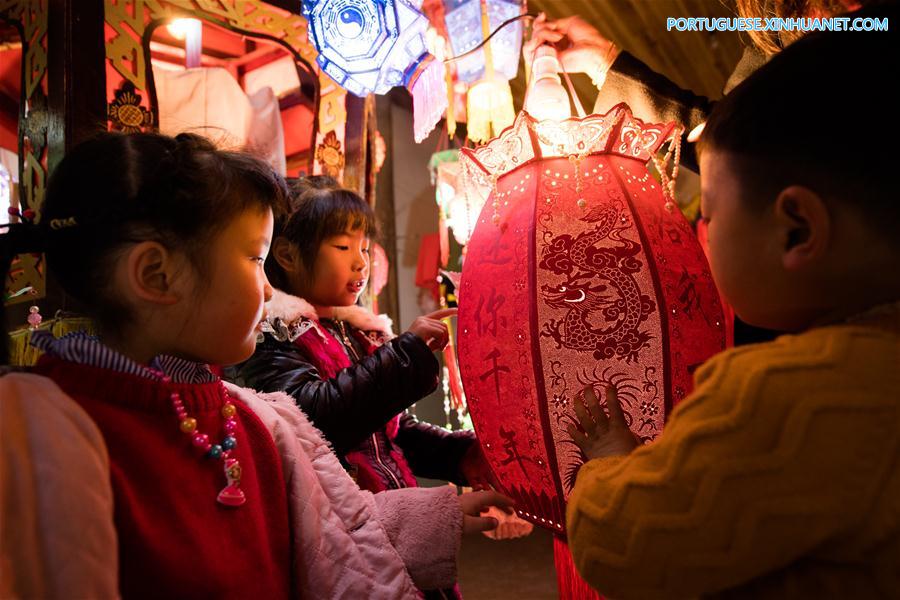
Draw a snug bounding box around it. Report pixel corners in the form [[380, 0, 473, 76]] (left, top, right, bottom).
[[457, 104, 728, 536]]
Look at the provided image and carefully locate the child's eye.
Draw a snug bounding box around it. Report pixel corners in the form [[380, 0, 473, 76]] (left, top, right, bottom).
[[251, 257, 265, 264], [362, 247, 370, 254], [334, 245, 349, 251]]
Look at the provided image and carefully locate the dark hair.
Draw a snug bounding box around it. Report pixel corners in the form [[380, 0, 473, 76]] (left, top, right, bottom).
[[700, 2, 899, 244], [266, 177, 378, 291], [41, 131, 288, 332]]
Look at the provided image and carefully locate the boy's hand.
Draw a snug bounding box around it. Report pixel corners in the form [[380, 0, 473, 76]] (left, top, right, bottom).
[[459, 490, 515, 534], [567, 385, 639, 461], [459, 442, 498, 491], [407, 308, 457, 351]]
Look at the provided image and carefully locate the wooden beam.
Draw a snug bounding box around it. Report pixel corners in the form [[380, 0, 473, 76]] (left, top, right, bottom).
[[48, 0, 107, 164], [261, 0, 303, 15]]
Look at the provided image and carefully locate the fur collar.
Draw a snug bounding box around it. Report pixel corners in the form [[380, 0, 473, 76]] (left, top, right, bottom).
[[265, 289, 394, 338]]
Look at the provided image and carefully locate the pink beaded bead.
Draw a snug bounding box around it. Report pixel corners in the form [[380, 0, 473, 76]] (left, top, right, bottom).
[[168, 384, 245, 507]]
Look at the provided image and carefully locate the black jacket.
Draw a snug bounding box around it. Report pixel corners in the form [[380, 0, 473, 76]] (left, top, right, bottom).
[[232, 323, 476, 485]]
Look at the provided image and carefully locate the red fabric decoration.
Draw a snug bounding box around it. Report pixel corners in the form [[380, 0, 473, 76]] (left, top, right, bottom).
[[415, 232, 442, 302], [457, 104, 728, 535], [370, 242, 390, 297]]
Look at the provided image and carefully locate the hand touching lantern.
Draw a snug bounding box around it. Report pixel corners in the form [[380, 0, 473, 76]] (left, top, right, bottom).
[[567, 385, 640, 460]]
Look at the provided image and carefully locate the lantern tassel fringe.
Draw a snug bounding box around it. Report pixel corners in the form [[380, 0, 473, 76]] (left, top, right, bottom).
[[553, 536, 603, 600], [466, 78, 515, 144], [412, 59, 449, 143]]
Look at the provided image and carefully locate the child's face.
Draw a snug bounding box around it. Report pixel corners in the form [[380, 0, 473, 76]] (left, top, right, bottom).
[[700, 150, 785, 329], [176, 207, 274, 365], [306, 228, 370, 308]]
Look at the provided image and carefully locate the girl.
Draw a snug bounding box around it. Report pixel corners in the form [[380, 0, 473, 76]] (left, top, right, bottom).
[[233, 178, 495, 493], [2, 132, 511, 598], [232, 179, 496, 599]]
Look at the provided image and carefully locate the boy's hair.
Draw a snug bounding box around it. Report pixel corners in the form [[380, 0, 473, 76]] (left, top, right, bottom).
[[41, 132, 288, 332], [266, 177, 378, 291], [700, 2, 899, 245]]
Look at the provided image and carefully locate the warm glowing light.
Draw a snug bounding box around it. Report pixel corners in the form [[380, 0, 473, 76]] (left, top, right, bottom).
[[524, 45, 571, 122], [167, 18, 201, 41], [466, 78, 515, 143], [687, 121, 706, 142]]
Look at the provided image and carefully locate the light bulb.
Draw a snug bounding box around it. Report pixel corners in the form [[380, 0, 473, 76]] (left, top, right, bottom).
[[167, 18, 201, 41], [524, 45, 571, 122]]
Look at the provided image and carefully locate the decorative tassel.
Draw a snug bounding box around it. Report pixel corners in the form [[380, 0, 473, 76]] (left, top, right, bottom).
[[441, 317, 465, 412], [651, 127, 684, 212], [438, 213, 450, 267], [445, 62, 457, 139], [465, 78, 515, 143], [553, 536, 603, 600], [465, 0, 515, 143], [411, 58, 449, 143]]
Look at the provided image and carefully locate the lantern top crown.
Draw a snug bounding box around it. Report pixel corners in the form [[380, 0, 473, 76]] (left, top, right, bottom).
[[454, 102, 682, 242], [459, 103, 678, 184]]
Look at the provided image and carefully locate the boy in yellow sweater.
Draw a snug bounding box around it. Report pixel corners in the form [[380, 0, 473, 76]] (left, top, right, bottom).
[[565, 6, 900, 599]]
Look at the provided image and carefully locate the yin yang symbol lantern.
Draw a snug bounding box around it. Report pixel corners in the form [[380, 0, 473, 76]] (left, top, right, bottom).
[[304, 0, 447, 141], [457, 104, 728, 534]]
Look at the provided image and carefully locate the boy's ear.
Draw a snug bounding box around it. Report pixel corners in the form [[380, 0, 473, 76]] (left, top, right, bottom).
[[774, 185, 831, 271], [272, 237, 301, 273], [124, 241, 182, 305]]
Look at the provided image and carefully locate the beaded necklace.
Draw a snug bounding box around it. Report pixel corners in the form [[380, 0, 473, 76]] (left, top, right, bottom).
[[158, 371, 246, 507]]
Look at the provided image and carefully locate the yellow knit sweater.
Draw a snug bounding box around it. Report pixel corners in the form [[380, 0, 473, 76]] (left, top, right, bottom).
[[566, 317, 900, 599]]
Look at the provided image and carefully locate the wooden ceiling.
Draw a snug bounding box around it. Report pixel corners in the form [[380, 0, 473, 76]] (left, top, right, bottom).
[[510, 0, 747, 108]]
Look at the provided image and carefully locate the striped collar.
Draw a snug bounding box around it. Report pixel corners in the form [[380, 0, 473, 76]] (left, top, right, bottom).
[[31, 330, 218, 384]]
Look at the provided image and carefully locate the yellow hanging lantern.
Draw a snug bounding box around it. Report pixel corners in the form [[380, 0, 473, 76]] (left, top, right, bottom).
[[465, 0, 515, 143]]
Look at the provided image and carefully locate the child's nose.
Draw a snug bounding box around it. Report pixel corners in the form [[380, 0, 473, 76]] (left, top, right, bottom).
[[263, 278, 274, 302]]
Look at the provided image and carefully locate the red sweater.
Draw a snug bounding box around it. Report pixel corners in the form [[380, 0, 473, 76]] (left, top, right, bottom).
[[35, 357, 292, 600]]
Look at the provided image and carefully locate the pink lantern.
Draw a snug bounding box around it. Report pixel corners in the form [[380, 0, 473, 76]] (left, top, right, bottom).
[[457, 104, 728, 537]]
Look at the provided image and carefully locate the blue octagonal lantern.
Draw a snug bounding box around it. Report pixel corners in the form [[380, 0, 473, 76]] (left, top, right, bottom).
[[444, 0, 522, 84], [304, 0, 433, 96]]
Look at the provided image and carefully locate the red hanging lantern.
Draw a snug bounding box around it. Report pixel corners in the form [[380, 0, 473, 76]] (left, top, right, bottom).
[[457, 103, 728, 595]]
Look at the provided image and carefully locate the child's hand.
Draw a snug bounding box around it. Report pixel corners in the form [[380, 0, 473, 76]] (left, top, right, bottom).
[[567, 385, 639, 461], [459, 490, 515, 534], [481, 506, 534, 540], [407, 308, 457, 351], [459, 442, 498, 491]]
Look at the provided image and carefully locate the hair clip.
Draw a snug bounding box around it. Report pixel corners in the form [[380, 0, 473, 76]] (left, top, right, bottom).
[[48, 216, 78, 230], [7, 206, 36, 223]]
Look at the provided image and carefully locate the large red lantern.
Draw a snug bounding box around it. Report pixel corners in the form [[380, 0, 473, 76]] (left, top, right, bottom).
[[457, 104, 728, 537]]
